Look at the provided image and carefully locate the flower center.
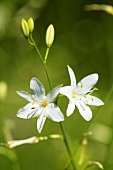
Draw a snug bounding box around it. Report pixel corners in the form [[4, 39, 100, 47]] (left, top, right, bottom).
[[72, 92, 77, 98], [41, 100, 48, 107]]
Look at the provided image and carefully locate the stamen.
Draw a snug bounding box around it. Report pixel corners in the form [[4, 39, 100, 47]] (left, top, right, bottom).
[[80, 84, 83, 87], [84, 94, 86, 98], [32, 101, 36, 105], [91, 97, 94, 101], [41, 100, 48, 107], [72, 92, 77, 98], [86, 100, 88, 103], [93, 87, 98, 91], [36, 115, 39, 118], [89, 87, 98, 94]]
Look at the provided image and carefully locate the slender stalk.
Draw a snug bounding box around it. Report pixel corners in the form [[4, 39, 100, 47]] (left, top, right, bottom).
[[60, 122, 76, 170], [43, 63, 52, 90], [33, 43, 52, 89], [44, 47, 50, 64]]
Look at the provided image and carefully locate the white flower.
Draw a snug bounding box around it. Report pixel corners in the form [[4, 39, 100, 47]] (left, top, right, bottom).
[[17, 77, 64, 133], [60, 66, 104, 121]]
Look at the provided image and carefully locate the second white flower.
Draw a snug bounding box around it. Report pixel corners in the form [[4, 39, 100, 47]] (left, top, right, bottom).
[[60, 66, 104, 121]]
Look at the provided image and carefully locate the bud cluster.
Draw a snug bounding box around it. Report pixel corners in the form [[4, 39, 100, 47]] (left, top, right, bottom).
[[21, 18, 55, 49], [21, 18, 34, 38]]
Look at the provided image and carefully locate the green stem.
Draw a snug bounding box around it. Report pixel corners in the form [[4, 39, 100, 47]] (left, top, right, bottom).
[[66, 85, 113, 169], [44, 63, 52, 89], [29, 33, 52, 89], [60, 122, 76, 170], [33, 43, 52, 89], [44, 47, 50, 64]]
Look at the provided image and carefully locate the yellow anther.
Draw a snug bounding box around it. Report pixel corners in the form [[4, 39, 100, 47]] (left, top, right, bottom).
[[41, 100, 48, 107], [72, 92, 77, 98], [91, 97, 94, 101], [80, 83, 83, 87], [93, 87, 98, 91], [32, 101, 36, 105], [36, 115, 39, 118], [84, 94, 86, 98], [86, 100, 88, 103]]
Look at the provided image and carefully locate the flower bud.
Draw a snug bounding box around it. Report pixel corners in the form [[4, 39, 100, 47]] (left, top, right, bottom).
[[46, 24, 55, 47], [86, 161, 104, 169], [21, 18, 29, 38], [28, 18, 34, 33], [7, 136, 39, 148]]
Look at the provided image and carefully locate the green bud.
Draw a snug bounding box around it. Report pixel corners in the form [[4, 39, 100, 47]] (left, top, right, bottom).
[[46, 24, 55, 48], [21, 18, 29, 38], [28, 18, 34, 33]]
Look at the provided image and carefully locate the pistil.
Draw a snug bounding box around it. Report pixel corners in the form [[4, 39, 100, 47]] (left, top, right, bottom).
[[41, 100, 48, 107], [72, 92, 77, 98]]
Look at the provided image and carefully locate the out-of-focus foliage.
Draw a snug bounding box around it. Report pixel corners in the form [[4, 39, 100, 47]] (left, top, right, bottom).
[[0, 0, 113, 170]]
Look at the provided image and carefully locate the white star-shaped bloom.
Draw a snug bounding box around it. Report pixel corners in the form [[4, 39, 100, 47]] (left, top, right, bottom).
[[17, 77, 64, 133], [60, 66, 104, 121]]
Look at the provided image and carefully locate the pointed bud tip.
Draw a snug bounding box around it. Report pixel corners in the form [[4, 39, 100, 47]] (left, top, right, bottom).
[[21, 18, 29, 38], [28, 18, 34, 33], [46, 24, 55, 47]]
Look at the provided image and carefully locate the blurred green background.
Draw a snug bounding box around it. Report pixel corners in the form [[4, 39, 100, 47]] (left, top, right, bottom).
[[0, 0, 113, 170]]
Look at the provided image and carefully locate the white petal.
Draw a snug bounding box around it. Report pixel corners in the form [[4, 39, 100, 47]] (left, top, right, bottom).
[[67, 66, 76, 87], [67, 101, 75, 116], [75, 100, 92, 121], [60, 86, 73, 100], [77, 74, 98, 94], [85, 94, 104, 106], [37, 110, 46, 133], [17, 91, 33, 102], [46, 103, 64, 122], [47, 85, 62, 102], [30, 77, 45, 98], [17, 103, 40, 119]]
